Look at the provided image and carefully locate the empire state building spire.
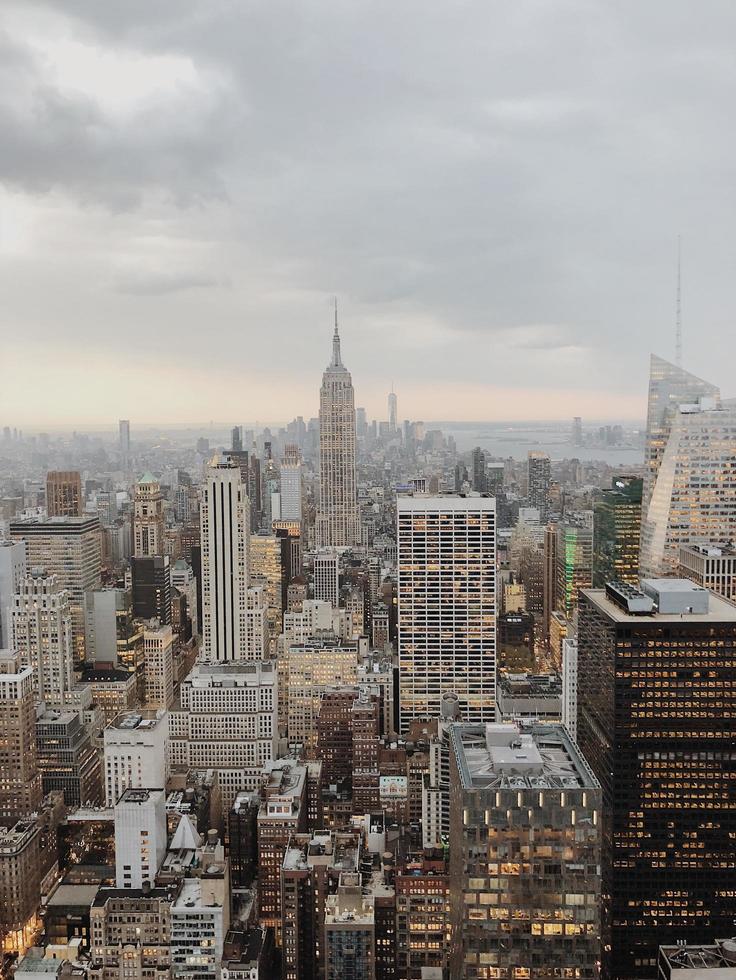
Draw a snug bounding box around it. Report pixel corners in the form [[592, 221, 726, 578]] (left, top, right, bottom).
[[332, 299, 342, 367], [316, 308, 361, 549]]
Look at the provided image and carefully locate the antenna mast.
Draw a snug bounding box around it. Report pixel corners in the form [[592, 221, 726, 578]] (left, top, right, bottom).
[[675, 235, 682, 367]]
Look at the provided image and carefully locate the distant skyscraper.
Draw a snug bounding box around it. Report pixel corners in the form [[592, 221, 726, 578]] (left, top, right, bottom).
[[397, 494, 496, 730], [46, 471, 82, 518], [527, 450, 551, 520], [388, 387, 397, 433], [231, 425, 243, 452], [279, 445, 302, 523], [131, 555, 171, 625], [119, 419, 130, 467], [572, 416, 583, 447], [316, 318, 360, 549], [592, 476, 642, 587], [578, 580, 736, 979], [200, 455, 250, 662], [471, 446, 486, 493], [640, 357, 736, 576], [133, 473, 164, 558]]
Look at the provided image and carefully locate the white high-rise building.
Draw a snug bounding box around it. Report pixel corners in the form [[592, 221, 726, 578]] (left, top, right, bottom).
[[561, 637, 578, 742], [133, 474, 165, 558], [279, 444, 303, 523], [315, 319, 360, 549], [11, 573, 74, 707], [104, 709, 170, 806], [397, 494, 496, 730], [640, 359, 736, 576], [114, 787, 167, 889], [313, 549, 340, 609], [143, 623, 174, 710], [200, 455, 250, 662], [169, 660, 277, 814], [283, 599, 341, 645], [244, 585, 268, 661], [0, 540, 26, 649]]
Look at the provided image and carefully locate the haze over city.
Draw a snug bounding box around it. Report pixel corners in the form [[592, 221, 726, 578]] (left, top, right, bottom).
[[3, 0, 736, 425]]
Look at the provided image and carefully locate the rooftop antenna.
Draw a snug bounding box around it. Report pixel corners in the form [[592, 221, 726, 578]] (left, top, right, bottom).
[[675, 235, 682, 367]]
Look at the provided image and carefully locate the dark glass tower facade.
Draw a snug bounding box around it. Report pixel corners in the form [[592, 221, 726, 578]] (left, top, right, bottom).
[[577, 581, 736, 980], [592, 476, 643, 587]]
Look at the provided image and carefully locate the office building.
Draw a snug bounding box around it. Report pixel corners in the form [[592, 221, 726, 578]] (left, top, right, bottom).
[[0, 652, 42, 825], [143, 623, 174, 709], [0, 539, 26, 648], [11, 574, 75, 707], [0, 818, 43, 952], [281, 830, 361, 980], [279, 444, 303, 523], [131, 555, 171, 626], [316, 321, 361, 549], [577, 580, 736, 979], [103, 709, 169, 806], [555, 517, 593, 619], [527, 450, 551, 521], [200, 455, 250, 662], [561, 637, 578, 742], [170, 660, 277, 813], [592, 476, 642, 587], [228, 792, 260, 890], [10, 515, 102, 662], [85, 587, 142, 672], [396, 850, 450, 980], [46, 471, 82, 518], [542, 522, 557, 642], [83, 667, 138, 725], [324, 872, 375, 979], [118, 420, 130, 464], [397, 494, 496, 729], [640, 355, 730, 576], [244, 585, 268, 661], [257, 759, 308, 939], [472, 447, 486, 493], [250, 532, 284, 641], [313, 548, 340, 608], [114, 787, 167, 889], [679, 543, 736, 601], [36, 708, 102, 807], [133, 474, 164, 558], [448, 721, 601, 979], [89, 881, 174, 980], [231, 425, 243, 452], [287, 636, 359, 750]]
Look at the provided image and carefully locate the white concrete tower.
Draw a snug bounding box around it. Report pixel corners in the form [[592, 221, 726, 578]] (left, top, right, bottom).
[[200, 454, 250, 661], [316, 311, 360, 549]]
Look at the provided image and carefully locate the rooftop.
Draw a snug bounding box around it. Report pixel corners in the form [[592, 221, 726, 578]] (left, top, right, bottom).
[[108, 709, 166, 732], [584, 582, 736, 624], [451, 722, 599, 791]]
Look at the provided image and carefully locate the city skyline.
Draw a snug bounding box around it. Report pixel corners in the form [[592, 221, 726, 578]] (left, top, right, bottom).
[[3, 2, 736, 425]]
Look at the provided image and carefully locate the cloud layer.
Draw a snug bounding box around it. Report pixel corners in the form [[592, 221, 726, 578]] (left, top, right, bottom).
[[2, 0, 735, 425]]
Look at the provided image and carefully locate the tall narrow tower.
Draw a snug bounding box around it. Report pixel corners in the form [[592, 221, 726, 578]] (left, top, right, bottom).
[[316, 311, 360, 549], [133, 474, 164, 558], [388, 386, 398, 433], [200, 454, 250, 661]]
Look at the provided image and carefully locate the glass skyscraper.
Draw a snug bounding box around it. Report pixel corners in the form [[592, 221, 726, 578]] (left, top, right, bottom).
[[592, 476, 642, 587]]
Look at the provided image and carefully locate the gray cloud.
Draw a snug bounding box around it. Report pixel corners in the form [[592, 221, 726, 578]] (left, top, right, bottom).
[[2, 0, 736, 422]]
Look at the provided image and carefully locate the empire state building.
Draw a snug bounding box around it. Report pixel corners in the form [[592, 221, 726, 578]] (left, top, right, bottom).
[[316, 317, 361, 549]]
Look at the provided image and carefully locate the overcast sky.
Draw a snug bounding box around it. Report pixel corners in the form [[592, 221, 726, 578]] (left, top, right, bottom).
[[2, 1, 735, 427]]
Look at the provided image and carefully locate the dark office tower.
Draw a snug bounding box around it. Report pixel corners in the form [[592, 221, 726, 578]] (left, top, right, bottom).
[[472, 447, 486, 493], [228, 792, 260, 889], [249, 452, 262, 529], [527, 450, 551, 520], [231, 425, 243, 452], [577, 579, 736, 980], [190, 545, 203, 632], [454, 463, 468, 492], [592, 476, 643, 587], [46, 471, 83, 518], [542, 522, 557, 642], [229, 449, 250, 488], [555, 517, 593, 619], [130, 555, 171, 625]]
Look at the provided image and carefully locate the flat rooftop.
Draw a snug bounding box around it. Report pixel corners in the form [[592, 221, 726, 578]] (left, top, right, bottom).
[[108, 710, 165, 732], [583, 586, 736, 624], [451, 722, 599, 791]]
